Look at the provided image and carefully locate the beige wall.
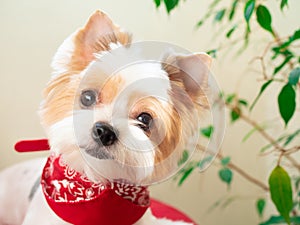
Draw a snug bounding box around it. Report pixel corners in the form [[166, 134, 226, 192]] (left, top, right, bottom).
[[0, 0, 299, 224]]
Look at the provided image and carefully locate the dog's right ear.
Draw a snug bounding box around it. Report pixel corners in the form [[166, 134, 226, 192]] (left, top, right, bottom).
[[51, 10, 131, 74], [163, 52, 211, 102]]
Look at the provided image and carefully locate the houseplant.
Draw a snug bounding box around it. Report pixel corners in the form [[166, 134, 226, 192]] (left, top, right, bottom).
[[152, 0, 300, 224]]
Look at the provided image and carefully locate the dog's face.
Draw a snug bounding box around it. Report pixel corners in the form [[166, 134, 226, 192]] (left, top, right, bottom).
[[39, 11, 211, 184]]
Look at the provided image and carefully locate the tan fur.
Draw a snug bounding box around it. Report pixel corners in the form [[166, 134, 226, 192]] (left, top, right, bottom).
[[149, 54, 212, 180], [100, 75, 125, 104], [155, 105, 181, 163], [40, 73, 81, 127]]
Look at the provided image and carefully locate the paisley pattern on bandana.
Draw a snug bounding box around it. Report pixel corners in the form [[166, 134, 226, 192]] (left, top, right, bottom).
[[41, 154, 149, 206]]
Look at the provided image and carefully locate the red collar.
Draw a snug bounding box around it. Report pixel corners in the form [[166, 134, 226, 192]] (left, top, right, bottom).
[[41, 154, 149, 225]]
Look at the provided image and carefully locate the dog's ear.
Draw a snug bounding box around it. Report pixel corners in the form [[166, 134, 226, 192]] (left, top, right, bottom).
[[52, 10, 131, 73], [163, 52, 212, 100]]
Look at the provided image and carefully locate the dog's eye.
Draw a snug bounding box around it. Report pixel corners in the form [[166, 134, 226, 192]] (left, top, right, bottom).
[[80, 90, 97, 107], [137, 113, 153, 131]]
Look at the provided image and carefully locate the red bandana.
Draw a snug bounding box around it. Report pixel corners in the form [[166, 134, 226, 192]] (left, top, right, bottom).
[[16, 139, 197, 225], [41, 154, 150, 225]]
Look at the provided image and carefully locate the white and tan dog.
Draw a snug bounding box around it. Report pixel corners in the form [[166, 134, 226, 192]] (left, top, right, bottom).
[[0, 10, 211, 225]]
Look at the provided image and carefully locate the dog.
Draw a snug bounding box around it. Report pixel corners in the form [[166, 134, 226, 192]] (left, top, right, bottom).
[[0, 10, 211, 225]]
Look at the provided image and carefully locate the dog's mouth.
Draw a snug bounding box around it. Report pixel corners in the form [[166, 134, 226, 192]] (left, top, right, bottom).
[[85, 147, 114, 160]]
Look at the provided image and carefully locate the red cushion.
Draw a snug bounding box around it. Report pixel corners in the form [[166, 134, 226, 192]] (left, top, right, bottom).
[[150, 199, 197, 224]]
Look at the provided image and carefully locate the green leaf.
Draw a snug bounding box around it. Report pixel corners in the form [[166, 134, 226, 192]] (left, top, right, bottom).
[[256, 198, 266, 218], [200, 125, 214, 138], [280, 0, 288, 10], [178, 166, 194, 186], [239, 99, 248, 107], [195, 0, 222, 28], [206, 49, 217, 58], [198, 156, 214, 170], [291, 29, 300, 41], [250, 80, 273, 111], [231, 108, 240, 122], [243, 127, 258, 143], [244, 27, 250, 48], [219, 168, 233, 186], [229, 0, 238, 21], [244, 0, 256, 31], [272, 29, 299, 59], [269, 166, 293, 224], [256, 5, 274, 35], [196, 20, 204, 27], [272, 44, 290, 57], [154, 0, 161, 8], [260, 135, 288, 153], [226, 93, 236, 104], [221, 156, 231, 166], [295, 177, 300, 190], [220, 196, 237, 209], [260, 216, 300, 225], [260, 144, 273, 153], [226, 25, 238, 38], [278, 84, 296, 126], [244, 0, 255, 22], [206, 196, 224, 213], [242, 123, 268, 143], [178, 150, 189, 166], [214, 9, 226, 22], [273, 55, 293, 75], [163, 0, 179, 13], [288, 67, 300, 86], [260, 215, 284, 225], [272, 48, 293, 61], [284, 129, 300, 146]]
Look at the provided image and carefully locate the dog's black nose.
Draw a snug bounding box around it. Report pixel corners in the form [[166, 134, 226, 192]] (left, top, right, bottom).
[[92, 122, 117, 146]]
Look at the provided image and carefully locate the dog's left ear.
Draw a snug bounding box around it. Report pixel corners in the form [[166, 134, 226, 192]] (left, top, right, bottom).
[[52, 10, 131, 73], [163, 52, 212, 99]]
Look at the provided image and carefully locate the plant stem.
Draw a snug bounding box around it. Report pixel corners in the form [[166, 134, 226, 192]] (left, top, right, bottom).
[[216, 153, 270, 192], [228, 104, 284, 151], [240, 114, 283, 150], [239, 113, 300, 171], [197, 145, 269, 192], [228, 104, 300, 171], [272, 29, 295, 70]]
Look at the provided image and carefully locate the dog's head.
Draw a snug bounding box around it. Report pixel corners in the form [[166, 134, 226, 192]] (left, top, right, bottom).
[[39, 11, 211, 184]]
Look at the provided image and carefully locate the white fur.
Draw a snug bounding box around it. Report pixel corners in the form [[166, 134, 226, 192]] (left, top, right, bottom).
[[51, 32, 76, 76], [116, 61, 172, 109]]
